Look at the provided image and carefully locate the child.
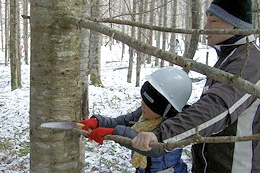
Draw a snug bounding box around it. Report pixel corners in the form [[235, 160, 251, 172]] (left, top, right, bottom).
[[80, 66, 192, 173]]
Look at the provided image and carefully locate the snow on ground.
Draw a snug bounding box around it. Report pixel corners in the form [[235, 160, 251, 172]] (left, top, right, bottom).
[[0, 42, 217, 172]]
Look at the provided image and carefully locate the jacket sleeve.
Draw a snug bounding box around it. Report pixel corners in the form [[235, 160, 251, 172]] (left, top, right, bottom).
[[153, 44, 260, 143], [114, 125, 167, 157], [92, 107, 142, 128], [93, 107, 167, 157], [153, 93, 229, 142]]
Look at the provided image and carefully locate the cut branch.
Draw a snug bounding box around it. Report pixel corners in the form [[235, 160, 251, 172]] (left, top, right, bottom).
[[62, 16, 260, 98]]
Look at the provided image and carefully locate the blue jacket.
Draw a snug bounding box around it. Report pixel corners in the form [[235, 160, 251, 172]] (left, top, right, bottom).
[[93, 107, 187, 173]]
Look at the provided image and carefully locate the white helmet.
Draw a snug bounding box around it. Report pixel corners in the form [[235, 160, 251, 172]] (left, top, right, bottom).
[[147, 66, 192, 112]]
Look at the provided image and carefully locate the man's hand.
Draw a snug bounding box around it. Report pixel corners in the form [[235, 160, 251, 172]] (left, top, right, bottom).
[[79, 118, 98, 131], [131, 132, 158, 151], [89, 127, 114, 145]]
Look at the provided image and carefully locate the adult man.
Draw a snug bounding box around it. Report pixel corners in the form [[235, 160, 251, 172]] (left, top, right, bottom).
[[132, 0, 260, 172]]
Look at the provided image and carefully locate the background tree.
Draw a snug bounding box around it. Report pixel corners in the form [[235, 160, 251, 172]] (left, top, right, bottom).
[[147, 0, 155, 64], [127, 0, 136, 83], [183, 0, 201, 70], [30, 0, 84, 172], [0, 0, 3, 51], [81, 0, 91, 119], [169, 0, 178, 66], [155, 1, 162, 67], [22, 0, 29, 65], [89, 0, 103, 87], [135, 0, 144, 87], [9, 0, 21, 90], [160, 0, 168, 67], [4, 0, 9, 66]]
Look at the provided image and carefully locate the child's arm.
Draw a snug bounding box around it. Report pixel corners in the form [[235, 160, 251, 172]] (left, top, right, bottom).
[[92, 107, 142, 128]]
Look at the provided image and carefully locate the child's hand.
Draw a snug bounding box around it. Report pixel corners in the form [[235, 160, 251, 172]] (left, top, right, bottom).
[[79, 118, 98, 131], [89, 128, 114, 144]]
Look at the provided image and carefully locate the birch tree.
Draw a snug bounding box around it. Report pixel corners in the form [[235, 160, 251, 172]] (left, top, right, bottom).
[[147, 0, 155, 64], [4, 0, 9, 66], [169, 0, 178, 66], [161, 0, 168, 67], [30, 0, 84, 172], [135, 0, 144, 87], [155, 1, 163, 67], [81, 0, 91, 119], [23, 0, 29, 65], [0, 0, 3, 51], [89, 0, 103, 87], [10, 0, 21, 90], [184, 0, 201, 61], [127, 0, 136, 83]]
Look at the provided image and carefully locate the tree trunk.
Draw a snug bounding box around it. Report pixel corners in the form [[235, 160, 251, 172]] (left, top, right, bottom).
[[155, 1, 163, 67], [30, 0, 84, 172], [169, 0, 178, 66], [81, 0, 91, 119], [89, 0, 102, 87], [127, 0, 137, 83], [147, 0, 155, 64], [23, 0, 29, 65], [160, 0, 168, 67], [5, 0, 9, 66], [0, 0, 3, 51], [10, 0, 21, 90], [136, 0, 144, 87], [120, 0, 126, 60], [185, 0, 200, 61], [183, 0, 191, 59]]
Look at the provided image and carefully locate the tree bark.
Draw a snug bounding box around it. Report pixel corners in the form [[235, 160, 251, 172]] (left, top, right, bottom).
[[147, 0, 155, 64], [89, 0, 102, 87], [183, 0, 200, 63], [10, 0, 21, 90], [127, 0, 136, 83], [23, 0, 29, 65], [135, 0, 144, 87], [169, 0, 177, 66], [30, 1, 84, 172], [0, 0, 3, 51], [4, 0, 9, 66], [81, 0, 91, 119], [160, 0, 168, 68]]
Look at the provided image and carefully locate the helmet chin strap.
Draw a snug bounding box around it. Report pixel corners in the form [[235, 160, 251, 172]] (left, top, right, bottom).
[[162, 103, 172, 119]]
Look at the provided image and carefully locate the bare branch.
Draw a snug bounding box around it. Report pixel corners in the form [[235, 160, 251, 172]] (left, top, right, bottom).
[[237, 36, 251, 77], [75, 121, 260, 150], [62, 16, 260, 99], [104, 133, 260, 150], [87, 17, 260, 35]]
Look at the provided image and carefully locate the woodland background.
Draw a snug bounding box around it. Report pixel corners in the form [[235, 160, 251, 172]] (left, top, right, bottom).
[[1, 0, 260, 172]]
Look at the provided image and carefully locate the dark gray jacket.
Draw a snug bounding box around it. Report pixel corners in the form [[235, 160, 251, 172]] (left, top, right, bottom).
[[153, 35, 260, 173], [92, 107, 167, 157]]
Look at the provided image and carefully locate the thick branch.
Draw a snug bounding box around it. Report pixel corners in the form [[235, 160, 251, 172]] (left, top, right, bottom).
[[73, 126, 260, 150], [62, 16, 260, 98], [104, 133, 260, 150], [87, 17, 260, 35]]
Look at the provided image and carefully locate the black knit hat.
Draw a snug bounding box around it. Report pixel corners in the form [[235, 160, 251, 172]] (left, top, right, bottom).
[[141, 81, 178, 118], [206, 0, 253, 29]]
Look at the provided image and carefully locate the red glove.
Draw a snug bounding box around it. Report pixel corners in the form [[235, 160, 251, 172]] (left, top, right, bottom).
[[89, 128, 114, 145], [79, 118, 99, 131]]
